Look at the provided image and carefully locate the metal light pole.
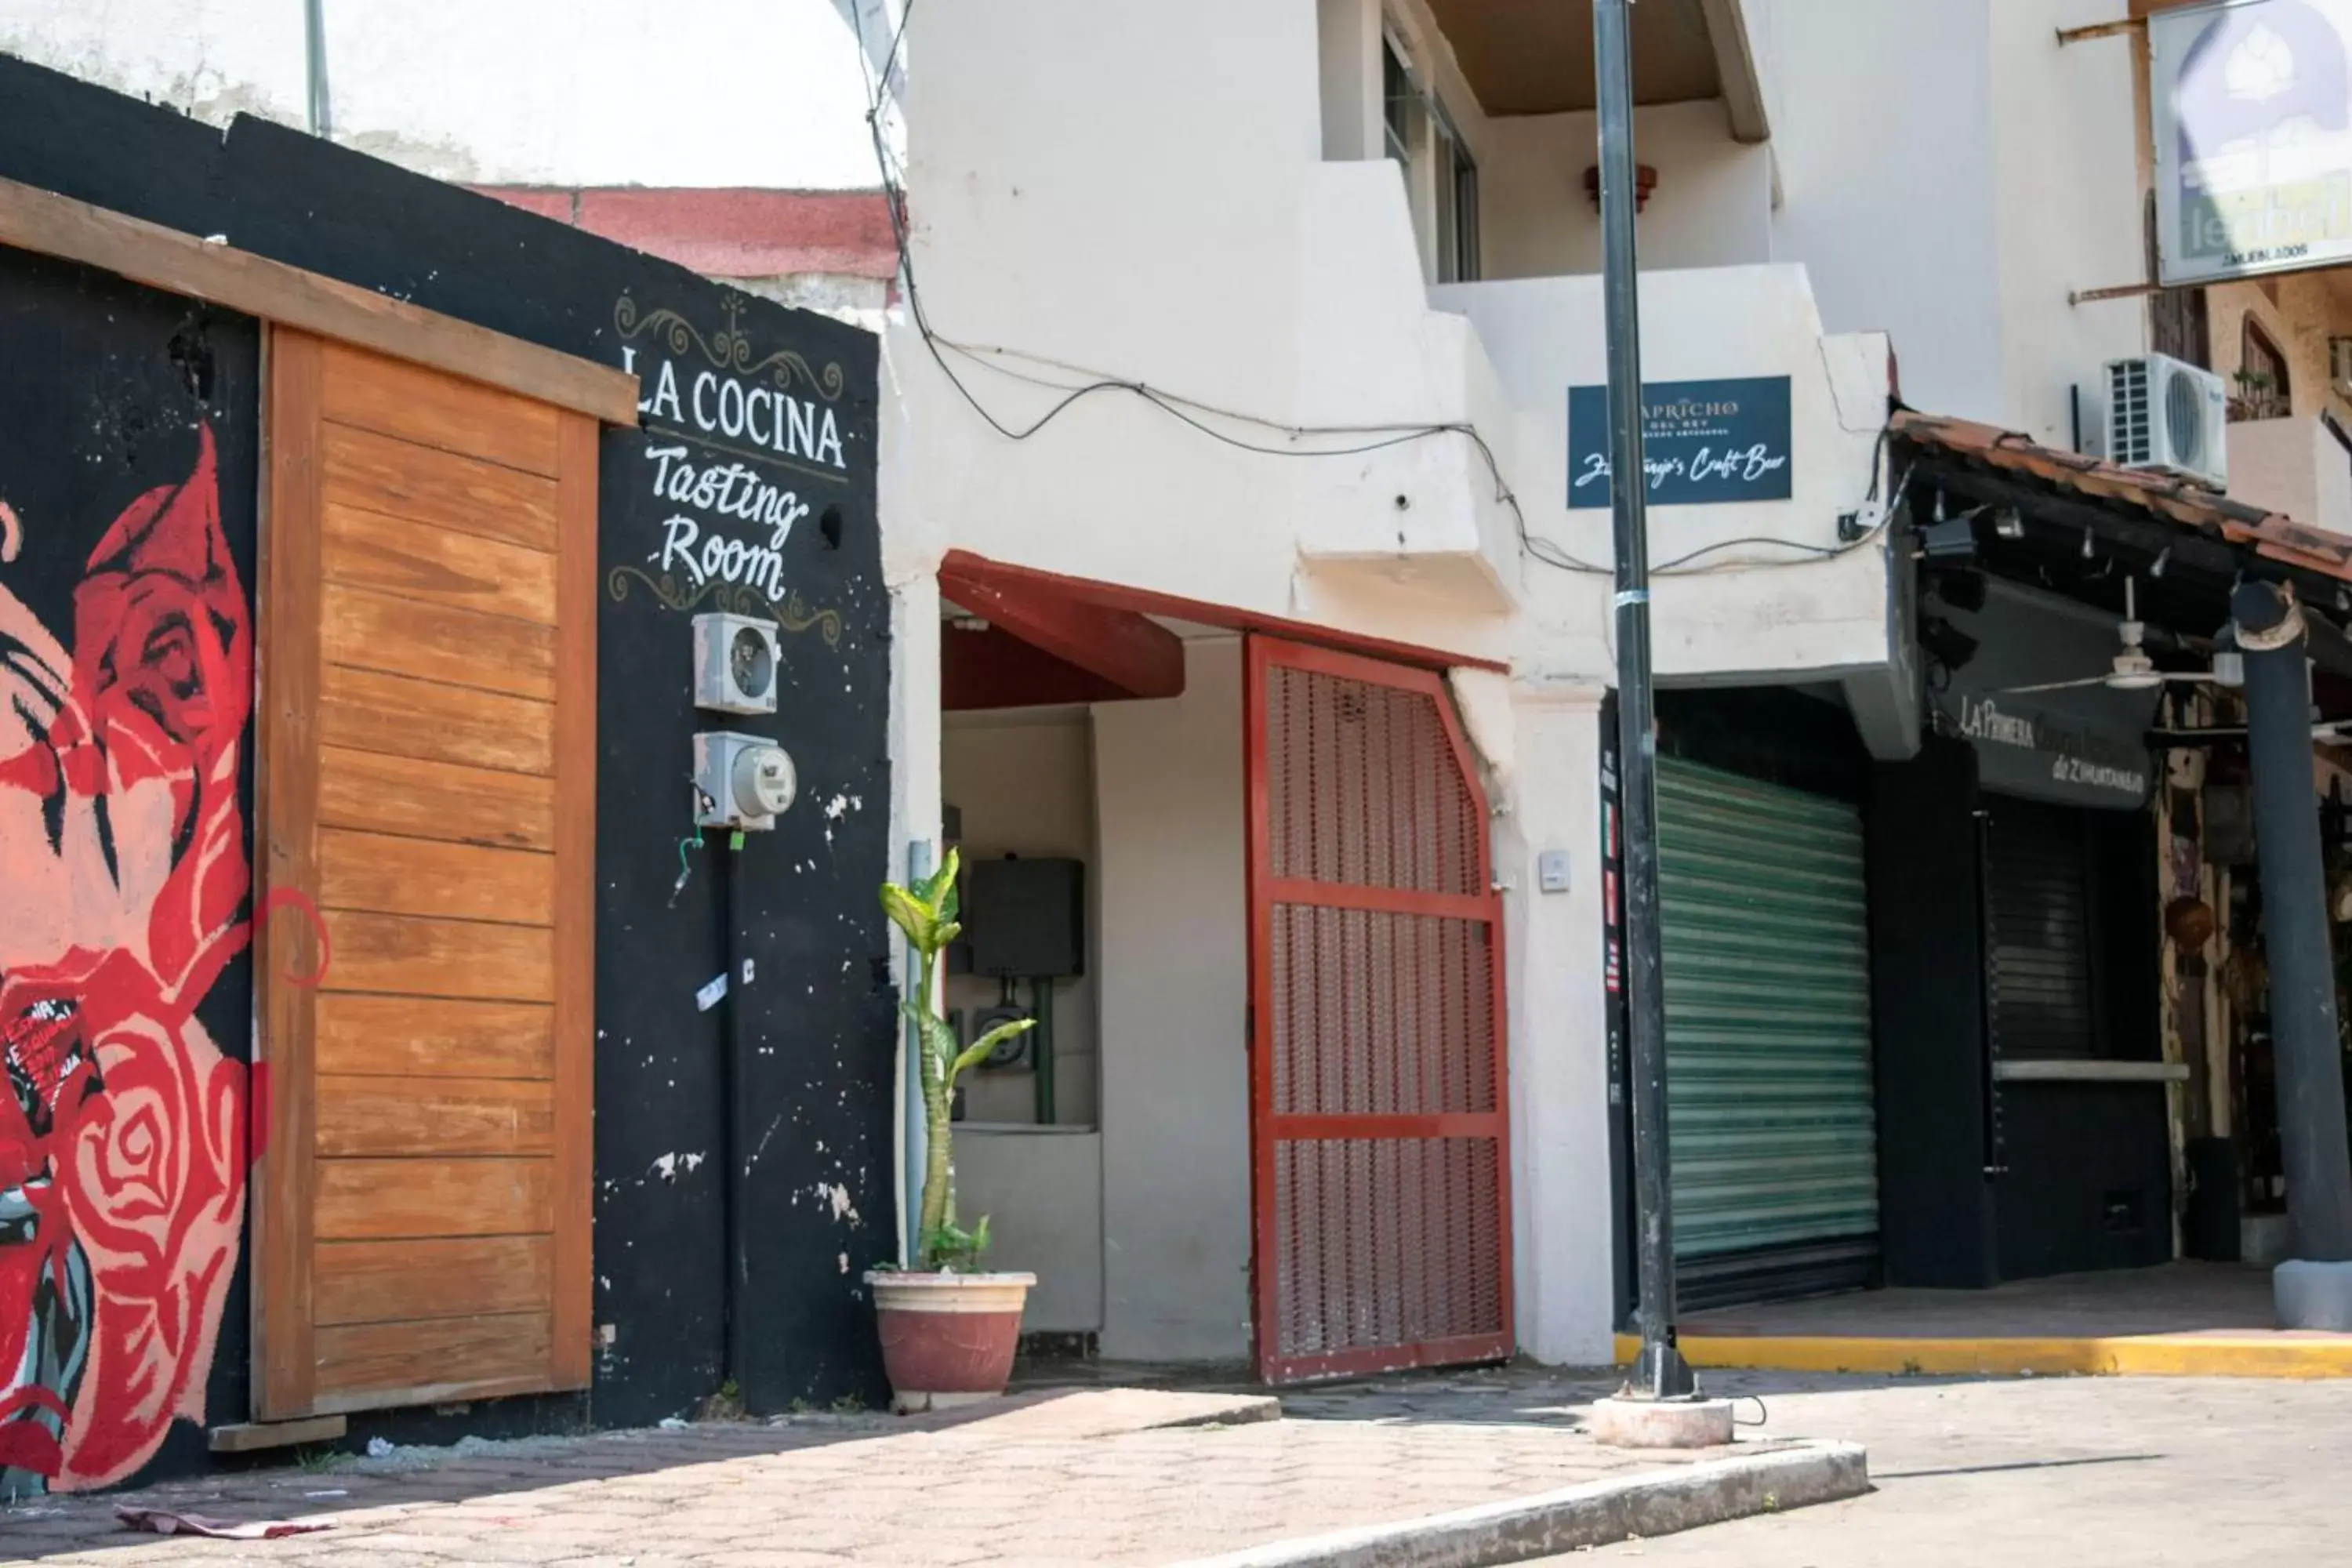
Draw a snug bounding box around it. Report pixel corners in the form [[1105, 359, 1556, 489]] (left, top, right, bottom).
[[1595, 0, 1694, 1401], [2231, 583, 2352, 1327]]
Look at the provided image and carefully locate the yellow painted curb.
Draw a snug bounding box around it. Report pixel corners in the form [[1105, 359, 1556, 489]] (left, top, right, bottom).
[[1611, 1331, 2352, 1379]]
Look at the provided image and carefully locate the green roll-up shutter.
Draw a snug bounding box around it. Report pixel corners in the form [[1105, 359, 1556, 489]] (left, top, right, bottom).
[[1656, 757, 1879, 1307]]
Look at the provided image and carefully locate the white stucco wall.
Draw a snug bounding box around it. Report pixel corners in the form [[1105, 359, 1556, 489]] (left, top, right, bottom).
[[1766, 0, 2004, 423], [889, 0, 1892, 687], [1498, 684, 1617, 1366], [0, 0, 891, 187], [1767, 0, 2145, 439], [884, 0, 1526, 660], [1092, 639, 1252, 1363], [1480, 101, 1775, 281], [935, 710, 1109, 1337], [1316, 0, 1383, 163], [954, 1127, 1105, 1333], [1432, 267, 1899, 686], [1986, 0, 2147, 450]]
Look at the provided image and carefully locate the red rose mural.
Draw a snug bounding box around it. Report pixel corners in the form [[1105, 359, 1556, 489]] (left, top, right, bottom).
[[0, 425, 252, 1493]]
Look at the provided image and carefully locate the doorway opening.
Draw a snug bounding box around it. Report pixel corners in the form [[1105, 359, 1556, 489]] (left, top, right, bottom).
[[933, 557, 1513, 1382]]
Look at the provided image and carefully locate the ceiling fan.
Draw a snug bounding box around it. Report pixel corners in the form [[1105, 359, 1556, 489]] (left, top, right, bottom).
[[2002, 576, 2227, 695]]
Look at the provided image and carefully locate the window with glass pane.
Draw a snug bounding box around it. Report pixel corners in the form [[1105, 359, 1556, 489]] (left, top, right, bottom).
[[1384, 42, 1414, 165], [2241, 318, 2292, 420], [1434, 120, 1479, 284]]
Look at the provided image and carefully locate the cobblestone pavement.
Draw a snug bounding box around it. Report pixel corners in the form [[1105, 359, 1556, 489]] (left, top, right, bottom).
[[0, 1383, 1773, 1567], [26, 1366, 2313, 1566]]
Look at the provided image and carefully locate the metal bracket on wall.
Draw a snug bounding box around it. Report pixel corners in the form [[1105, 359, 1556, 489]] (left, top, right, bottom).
[[2056, 18, 2142, 46]]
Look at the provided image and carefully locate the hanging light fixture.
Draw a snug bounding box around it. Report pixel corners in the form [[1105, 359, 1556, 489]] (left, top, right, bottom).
[[2212, 623, 2245, 688]]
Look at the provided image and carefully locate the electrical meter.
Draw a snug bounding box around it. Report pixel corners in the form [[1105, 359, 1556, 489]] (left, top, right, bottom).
[[693, 731, 797, 831]]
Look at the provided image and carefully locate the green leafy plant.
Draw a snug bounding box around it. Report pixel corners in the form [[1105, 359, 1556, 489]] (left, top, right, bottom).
[[883, 849, 1035, 1272], [923, 1215, 992, 1273]]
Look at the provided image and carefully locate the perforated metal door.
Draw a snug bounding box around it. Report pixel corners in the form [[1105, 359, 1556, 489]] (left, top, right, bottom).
[[1246, 637, 1512, 1384]]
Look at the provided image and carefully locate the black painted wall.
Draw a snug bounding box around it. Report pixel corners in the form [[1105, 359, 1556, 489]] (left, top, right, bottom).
[[1867, 733, 2174, 1287], [0, 55, 898, 1460], [1992, 805, 2171, 1279], [592, 295, 893, 1423], [1655, 687, 1868, 803], [1996, 1084, 2174, 1279], [1865, 736, 2002, 1288]]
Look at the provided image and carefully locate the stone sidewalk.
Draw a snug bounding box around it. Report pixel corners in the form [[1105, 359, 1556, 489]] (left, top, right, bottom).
[[0, 1384, 1849, 1567], [1556, 1369, 2352, 1566]]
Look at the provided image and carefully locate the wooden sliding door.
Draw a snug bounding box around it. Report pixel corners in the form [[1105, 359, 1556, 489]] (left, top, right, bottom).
[[255, 330, 597, 1418]]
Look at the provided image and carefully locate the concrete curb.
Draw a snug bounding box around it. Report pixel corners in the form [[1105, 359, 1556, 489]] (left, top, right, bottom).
[[1617, 1329, 2352, 1379], [1175, 1439, 1869, 1568]]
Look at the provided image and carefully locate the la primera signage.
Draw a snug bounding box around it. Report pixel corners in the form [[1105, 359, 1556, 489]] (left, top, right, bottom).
[[1953, 691, 2153, 810], [2154, 0, 2352, 285]]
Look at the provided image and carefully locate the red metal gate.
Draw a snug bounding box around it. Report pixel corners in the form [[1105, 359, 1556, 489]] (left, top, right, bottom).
[[1246, 636, 1512, 1384]]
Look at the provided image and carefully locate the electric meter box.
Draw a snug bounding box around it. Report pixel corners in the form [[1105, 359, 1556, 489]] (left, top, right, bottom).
[[693, 612, 782, 715], [965, 856, 1085, 978], [694, 731, 797, 831]]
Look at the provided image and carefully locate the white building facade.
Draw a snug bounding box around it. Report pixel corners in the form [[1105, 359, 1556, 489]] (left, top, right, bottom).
[[20, 0, 2276, 1375]]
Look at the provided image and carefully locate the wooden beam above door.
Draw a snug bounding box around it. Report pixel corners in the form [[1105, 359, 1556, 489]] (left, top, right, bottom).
[[0, 174, 638, 423]]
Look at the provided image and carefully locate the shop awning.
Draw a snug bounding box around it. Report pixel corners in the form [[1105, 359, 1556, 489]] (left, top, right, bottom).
[[1892, 408, 2352, 678], [1893, 409, 2352, 583]]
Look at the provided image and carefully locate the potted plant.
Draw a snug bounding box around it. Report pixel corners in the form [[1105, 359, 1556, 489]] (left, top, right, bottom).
[[866, 849, 1038, 1412], [2229, 366, 2282, 423]]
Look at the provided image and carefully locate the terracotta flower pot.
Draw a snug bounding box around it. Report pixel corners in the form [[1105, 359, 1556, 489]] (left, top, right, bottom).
[[865, 1271, 1035, 1413]]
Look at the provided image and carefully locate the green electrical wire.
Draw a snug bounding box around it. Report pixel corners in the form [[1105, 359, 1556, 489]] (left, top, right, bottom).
[[670, 827, 706, 906]]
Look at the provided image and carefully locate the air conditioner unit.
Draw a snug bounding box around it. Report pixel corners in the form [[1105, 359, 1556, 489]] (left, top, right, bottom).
[[2332, 336, 2352, 401], [2106, 353, 2228, 491]]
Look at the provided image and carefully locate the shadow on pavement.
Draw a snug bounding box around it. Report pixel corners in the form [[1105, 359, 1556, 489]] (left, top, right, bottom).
[[1875, 1452, 2165, 1482]]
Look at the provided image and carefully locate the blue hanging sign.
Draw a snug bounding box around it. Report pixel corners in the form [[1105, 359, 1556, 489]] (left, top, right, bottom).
[[1567, 376, 1794, 508]]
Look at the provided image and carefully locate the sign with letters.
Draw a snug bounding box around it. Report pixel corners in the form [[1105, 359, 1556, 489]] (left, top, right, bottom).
[[2154, 0, 2352, 285], [1567, 376, 1793, 509], [1939, 583, 2159, 811], [603, 291, 854, 642], [1951, 691, 2154, 811]]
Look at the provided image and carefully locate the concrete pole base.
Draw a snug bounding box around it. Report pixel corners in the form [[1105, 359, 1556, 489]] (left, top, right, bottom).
[[1588, 1396, 1737, 1450], [2274, 1259, 2352, 1331]]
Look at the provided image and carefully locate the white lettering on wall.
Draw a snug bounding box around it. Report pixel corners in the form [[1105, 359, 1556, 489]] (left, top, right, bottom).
[[627, 361, 844, 472], [643, 444, 810, 602], [1573, 445, 1789, 494], [645, 358, 684, 424]]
